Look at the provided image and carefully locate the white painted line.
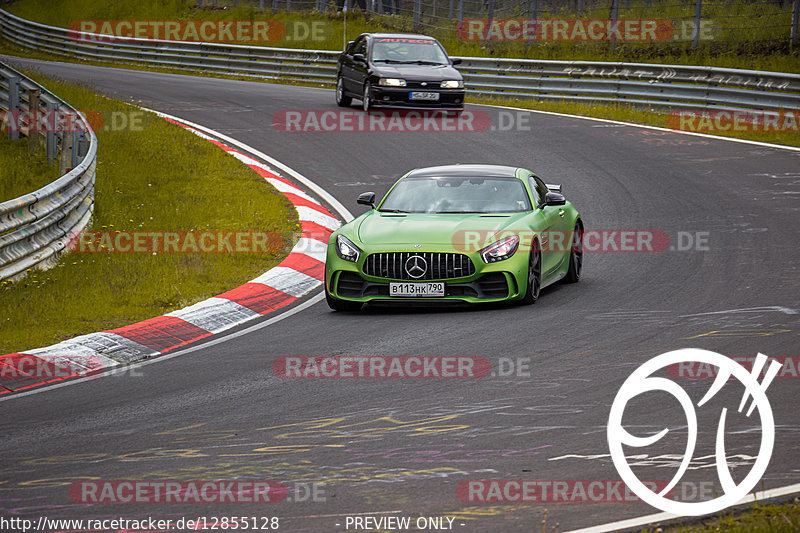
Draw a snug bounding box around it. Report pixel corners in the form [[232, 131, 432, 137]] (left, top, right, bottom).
[[476, 102, 800, 153], [565, 482, 800, 533]]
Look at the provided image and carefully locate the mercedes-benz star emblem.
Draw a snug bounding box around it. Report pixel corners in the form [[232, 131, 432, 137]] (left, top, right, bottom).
[[405, 255, 427, 279]]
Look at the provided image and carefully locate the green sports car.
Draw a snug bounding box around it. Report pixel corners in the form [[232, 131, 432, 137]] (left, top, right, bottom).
[[324, 164, 583, 310]]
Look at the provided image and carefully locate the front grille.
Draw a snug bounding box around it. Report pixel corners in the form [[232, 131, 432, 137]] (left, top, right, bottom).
[[405, 81, 438, 89], [364, 252, 475, 280]]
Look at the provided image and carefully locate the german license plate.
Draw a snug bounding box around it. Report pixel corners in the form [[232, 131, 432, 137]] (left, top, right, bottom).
[[389, 282, 445, 297], [409, 91, 439, 101]]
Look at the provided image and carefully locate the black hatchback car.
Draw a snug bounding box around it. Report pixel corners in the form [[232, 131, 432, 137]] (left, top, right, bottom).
[[336, 33, 465, 111]]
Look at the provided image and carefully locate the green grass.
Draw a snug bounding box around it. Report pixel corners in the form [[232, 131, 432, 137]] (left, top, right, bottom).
[[4, 0, 799, 72], [0, 134, 60, 203], [470, 95, 800, 148], [0, 70, 299, 355], [660, 499, 800, 532]]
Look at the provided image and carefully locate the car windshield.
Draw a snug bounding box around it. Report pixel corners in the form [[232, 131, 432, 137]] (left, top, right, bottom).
[[378, 176, 532, 214], [371, 38, 449, 65]]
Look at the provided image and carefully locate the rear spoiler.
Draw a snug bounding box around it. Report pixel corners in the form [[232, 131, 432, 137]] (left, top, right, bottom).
[[545, 183, 562, 193]]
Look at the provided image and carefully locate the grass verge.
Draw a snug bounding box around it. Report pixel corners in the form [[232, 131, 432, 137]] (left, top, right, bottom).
[[4, 0, 799, 72], [0, 69, 299, 355], [471, 95, 800, 148], [0, 134, 60, 202], [662, 499, 800, 532]]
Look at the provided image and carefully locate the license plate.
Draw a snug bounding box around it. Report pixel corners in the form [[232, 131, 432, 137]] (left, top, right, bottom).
[[409, 91, 439, 101], [390, 282, 445, 297]]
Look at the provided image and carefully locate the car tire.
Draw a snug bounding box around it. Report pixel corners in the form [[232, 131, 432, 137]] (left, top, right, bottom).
[[521, 243, 541, 305], [564, 221, 583, 283], [362, 82, 372, 112], [325, 287, 362, 311], [336, 76, 352, 107]]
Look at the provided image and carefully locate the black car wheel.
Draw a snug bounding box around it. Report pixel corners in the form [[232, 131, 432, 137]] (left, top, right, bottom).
[[521, 243, 541, 305], [362, 82, 372, 112], [336, 76, 352, 107], [564, 221, 583, 283]]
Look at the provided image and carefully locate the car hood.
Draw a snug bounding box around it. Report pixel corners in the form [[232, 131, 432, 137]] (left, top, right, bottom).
[[355, 211, 528, 246], [371, 64, 462, 81]]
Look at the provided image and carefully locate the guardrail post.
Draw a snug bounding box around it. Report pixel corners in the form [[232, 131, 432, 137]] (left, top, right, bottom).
[[487, 0, 496, 35], [59, 130, 74, 175], [610, 0, 619, 51], [692, 0, 703, 48], [7, 76, 20, 141], [72, 131, 83, 169], [28, 88, 40, 154], [45, 100, 58, 164], [792, 0, 799, 44]]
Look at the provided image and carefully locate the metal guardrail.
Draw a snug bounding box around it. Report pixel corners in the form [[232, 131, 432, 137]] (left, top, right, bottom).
[[0, 62, 97, 281], [1, 8, 799, 111]]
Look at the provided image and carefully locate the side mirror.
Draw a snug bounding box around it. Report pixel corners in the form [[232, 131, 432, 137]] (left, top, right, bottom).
[[451, 58, 462, 66], [543, 191, 566, 207], [352, 53, 366, 63], [357, 191, 376, 208]]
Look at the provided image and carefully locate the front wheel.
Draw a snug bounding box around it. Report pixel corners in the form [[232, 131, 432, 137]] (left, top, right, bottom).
[[362, 82, 372, 112], [336, 76, 352, 107], [326, 287, 362, 311], [521, 244, 541, 305], [564, 221, 583, 283]]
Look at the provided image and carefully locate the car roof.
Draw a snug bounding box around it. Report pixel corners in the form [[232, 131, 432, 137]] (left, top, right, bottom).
[[364, 33, 438, 41], [406, 164, 522, 179]]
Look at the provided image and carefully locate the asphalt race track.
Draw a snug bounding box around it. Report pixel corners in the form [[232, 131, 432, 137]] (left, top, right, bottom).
[[1, 57, 799, 532]]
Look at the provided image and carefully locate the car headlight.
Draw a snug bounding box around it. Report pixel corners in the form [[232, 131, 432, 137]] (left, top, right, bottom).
[[481, 235, 520, 263], [379, 78, 406, 87], [335, 235, 361, 262], [440, 80, 463, 89]]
